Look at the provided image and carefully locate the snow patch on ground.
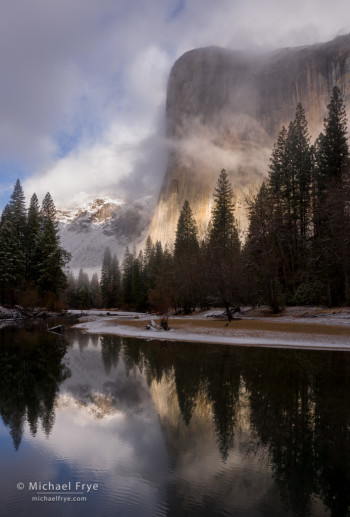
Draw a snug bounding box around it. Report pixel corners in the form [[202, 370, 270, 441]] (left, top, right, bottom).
[[71, 309, 350, 351]]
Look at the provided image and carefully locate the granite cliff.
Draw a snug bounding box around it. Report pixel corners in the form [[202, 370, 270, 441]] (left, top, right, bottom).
[[150, 34, 350, 243]]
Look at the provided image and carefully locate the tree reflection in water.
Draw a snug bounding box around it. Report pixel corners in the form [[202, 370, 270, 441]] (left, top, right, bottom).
[[0, 325, 70, 450], [100, 335, 122, 374], [1, 325, 349, 517], [119, 339, 350, 517]]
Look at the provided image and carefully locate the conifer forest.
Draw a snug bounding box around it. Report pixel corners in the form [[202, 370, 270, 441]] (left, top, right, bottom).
[[0, 183, 70, 308], [2, 87, 350, 313]]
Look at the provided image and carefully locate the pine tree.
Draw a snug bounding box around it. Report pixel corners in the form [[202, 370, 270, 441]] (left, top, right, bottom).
[[143, 235, 155, 293], [0, 218, 25, 303], [122, 247, 135, 306], [174, 200, 199, 258], [174, 200, 199, 313], [154, 241, 164, 275], [90, 273, 102, 308], [207, 170, 241, 319], [0, 204, 11, 225], [0, 181, 27, 301], [8, 179, 27, 245], [111, 255, 121, 307], [77, 268, 91, 308], [146, 240, 173, 314], [314, 86, 350, 304], [209, 169, 240, 251], [35, 193, 70, 304], [100, 247, 113, 307], [66, 272, 78, 307], [0, 186, 70, 306], [267, 106, 313, 299], [245, 183, 282, 311], [316, 86, 349, 186], [144, 235, 154, 265], [269, 126, 289, 198], [131, 253, 143, 309], [26, 193, 41, 285], [41, 192, 57, 226], [287, 103, 313, 243]]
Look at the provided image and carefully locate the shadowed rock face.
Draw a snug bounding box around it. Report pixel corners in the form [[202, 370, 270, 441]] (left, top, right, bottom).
[[150, 34, 350, 244]]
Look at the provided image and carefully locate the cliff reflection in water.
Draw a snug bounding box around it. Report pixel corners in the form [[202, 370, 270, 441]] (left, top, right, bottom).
[[0, 325, 70, 450], [1, 325, 350, 516], [111, 337, 350, 517]]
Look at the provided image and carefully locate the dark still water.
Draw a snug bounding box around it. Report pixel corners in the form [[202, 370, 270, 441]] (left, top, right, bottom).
[[0, 323, 350, 517]]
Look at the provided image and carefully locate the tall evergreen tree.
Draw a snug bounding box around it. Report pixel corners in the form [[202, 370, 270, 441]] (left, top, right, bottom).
[[174, 200, 199, 257], [35, 193, 70, 303], [0, 181, 26, 300], [207, 169, 241, 319], [316, 86, 349, 186], [122, 247, 134, 306], [174, 200, 199, 313], [245, 184, 283, 311], [0, 218, 25, 302], [268, 105, 313, 298], [25, 193, 41, 285], [269, 126, 289, 198], [314, 86, 350, 304], [90, 273, 102, 308], [287, 103, 313, 243], [100, 247, 113, 307], [0, 204, 11, 225], [111, 255, 121, 308], [209, 169, 240, 251], [0, 185, 70, 306], [143, 235, 155, 293], [131, 252, 144, 309], [8, 179, 27, 245], [77, 268, 91, 308], [41, 192, 57, 225]]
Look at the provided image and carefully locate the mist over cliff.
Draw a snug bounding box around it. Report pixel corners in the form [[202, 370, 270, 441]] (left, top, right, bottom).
[[150, 33, 350, 243]]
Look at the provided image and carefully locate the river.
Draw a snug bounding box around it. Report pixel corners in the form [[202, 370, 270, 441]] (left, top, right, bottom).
[[0, 321, 349, 516]]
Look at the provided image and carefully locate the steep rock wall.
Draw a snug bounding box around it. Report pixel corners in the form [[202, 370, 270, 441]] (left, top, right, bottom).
[[150, 34, 350, 243]]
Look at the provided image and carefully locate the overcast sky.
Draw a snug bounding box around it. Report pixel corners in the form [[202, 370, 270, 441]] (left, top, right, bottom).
[[1, 0, 350, 210]]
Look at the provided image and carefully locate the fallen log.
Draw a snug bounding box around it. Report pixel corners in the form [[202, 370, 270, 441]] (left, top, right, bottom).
[[48, 325, 64, 334]]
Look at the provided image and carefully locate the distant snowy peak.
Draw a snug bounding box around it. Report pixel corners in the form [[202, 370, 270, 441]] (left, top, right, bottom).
[[58, 196, 153, 275], [56, 197, 125, 225]]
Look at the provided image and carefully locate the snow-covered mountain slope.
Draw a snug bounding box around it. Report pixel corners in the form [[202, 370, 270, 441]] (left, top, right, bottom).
[[57, 197, 152, 275]]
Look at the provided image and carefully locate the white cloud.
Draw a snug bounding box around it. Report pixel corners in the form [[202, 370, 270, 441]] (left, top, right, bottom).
[[24, 123, 141, 206], [2, 0, 350, 207]]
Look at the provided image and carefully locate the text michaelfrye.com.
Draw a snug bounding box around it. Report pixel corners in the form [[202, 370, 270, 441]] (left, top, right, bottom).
[[16, 481, 99, 503]]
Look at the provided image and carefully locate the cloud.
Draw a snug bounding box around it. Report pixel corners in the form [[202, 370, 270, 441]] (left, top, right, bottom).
[[1, 0, 350, 208], [24, 122, 146, 205]]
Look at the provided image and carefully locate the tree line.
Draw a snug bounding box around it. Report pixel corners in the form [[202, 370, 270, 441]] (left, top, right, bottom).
[[3, 86, 348, 312], [0, 181, 70, 308], [97, 86, 350, 313], [247, 86, 350, 309]]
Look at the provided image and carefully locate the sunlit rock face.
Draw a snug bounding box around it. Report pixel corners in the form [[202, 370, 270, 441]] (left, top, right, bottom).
[[150, 34, 350, 244]]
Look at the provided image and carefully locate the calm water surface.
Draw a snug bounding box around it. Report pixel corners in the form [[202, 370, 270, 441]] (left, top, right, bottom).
[[0, 321, 349, 516]]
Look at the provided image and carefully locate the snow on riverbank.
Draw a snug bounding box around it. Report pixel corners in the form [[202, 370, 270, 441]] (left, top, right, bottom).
[[72, 309, 350, 351]]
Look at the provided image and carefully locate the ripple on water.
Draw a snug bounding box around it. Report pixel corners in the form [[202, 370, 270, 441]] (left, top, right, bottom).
[[104, 477, 168, 516]]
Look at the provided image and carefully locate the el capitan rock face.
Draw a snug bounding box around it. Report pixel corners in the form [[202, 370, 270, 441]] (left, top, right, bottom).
[[150, 34, 350, 244]]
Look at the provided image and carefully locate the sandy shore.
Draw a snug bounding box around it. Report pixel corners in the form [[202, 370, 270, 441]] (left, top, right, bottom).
[[72, 308, 350, 351]]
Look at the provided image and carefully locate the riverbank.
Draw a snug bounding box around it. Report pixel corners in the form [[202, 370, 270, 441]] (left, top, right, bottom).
[[72, 307, 350, 351]]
